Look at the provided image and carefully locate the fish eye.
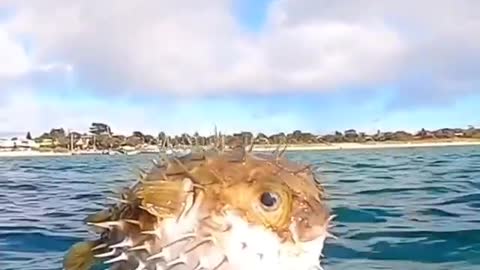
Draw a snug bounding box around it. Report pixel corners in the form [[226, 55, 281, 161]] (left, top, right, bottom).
[[259, 191, 281, 211]]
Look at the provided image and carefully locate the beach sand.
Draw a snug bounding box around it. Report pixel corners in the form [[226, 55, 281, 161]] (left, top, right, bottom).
[[250, 140, 480, 152], [1, 140, 479, 157]]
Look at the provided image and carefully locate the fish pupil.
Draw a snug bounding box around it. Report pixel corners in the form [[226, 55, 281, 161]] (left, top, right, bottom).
[[260, 192, 278, 208]]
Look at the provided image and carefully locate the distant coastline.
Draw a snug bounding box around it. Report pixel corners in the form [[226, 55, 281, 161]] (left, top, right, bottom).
[[251, 139, 480, 152], [1, 122, 480, 157], [1, 138, 479, 157], [0, 150, 73, 157]]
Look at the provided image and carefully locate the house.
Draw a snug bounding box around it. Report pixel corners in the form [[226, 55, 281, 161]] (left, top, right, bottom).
[[74, 135, 93, 150], [0, 138, 15, 150], [0, 138, 39, 150], [36, 138, 55, 148], [12, 138, 39, 149]]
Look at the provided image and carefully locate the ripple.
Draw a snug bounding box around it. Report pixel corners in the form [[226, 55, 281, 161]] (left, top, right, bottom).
[[43, 211, 76, 218], [351, 162, 393, 169], [338, 178, 361, 183], [71, 192, 104, 200], [434, 193, 480, 206], [0, 232, 79, 252], [335, 207, 389, 223], [355, 186, 453, 195], [417, 208, 461, 217]]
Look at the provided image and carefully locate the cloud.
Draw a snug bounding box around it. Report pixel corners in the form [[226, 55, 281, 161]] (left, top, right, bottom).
[[0, 26, 30, 81], [2, 0, 404, 95], [0, 24, 72, 91], [269, 0, 480, 99], [1, 0, 479, 103]]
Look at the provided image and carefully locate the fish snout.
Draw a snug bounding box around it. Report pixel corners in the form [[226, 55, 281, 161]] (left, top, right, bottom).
[[291, 200, 331, 243]]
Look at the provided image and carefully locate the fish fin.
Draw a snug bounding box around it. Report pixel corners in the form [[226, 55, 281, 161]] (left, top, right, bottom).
[[63, 241, 99, 270]]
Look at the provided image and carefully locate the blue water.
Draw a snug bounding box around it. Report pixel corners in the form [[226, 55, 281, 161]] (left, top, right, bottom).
[[1, 146, 480, 270]]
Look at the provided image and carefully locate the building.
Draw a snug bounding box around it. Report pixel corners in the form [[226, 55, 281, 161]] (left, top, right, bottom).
[[0, 138, 39, 151], [36, 138, 55, 148], [0, 138, 15, 150], [74, 135, 94, 150]]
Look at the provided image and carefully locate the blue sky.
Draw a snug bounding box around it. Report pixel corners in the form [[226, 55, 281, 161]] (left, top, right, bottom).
[[1, 1, 479, 137]]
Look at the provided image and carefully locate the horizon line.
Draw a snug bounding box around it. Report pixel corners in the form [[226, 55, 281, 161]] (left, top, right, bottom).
[[1, 125, 478, 139]]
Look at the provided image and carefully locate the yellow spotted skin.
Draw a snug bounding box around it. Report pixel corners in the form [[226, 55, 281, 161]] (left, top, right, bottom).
[[63, 145, 332, 270]]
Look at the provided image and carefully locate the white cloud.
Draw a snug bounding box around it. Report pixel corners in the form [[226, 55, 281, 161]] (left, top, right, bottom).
[[0, 27, 30, 80], [1, 0, 479, 98], [0, 23, 73, 90]]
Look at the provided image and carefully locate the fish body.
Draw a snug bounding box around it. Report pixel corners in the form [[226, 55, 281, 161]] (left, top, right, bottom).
[[63, 145, 333, 270]]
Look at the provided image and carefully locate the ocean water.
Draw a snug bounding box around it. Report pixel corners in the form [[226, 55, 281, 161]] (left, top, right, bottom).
[[0, 146, 479, 270]]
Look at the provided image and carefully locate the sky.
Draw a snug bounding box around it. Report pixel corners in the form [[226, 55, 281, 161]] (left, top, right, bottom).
[[1, 0, 480, 138]]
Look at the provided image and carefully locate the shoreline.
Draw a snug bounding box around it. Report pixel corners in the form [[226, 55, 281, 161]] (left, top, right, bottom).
[[0, 150, 73, 157], [1, 140, 479, 157], [251, 140, 480, 152]]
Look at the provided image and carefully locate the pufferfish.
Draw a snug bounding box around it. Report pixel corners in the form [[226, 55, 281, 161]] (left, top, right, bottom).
[[63, 144, 335, 270]]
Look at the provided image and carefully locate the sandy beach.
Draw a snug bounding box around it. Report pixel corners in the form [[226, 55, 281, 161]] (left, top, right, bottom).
[[250, 140, 480, 152], [1, 140, 480, 157]]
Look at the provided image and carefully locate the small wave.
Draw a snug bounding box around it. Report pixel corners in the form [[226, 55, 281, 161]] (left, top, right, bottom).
[[333, 207, 394, 223], [370, 175, 395, 180], [427, 159, 451, 167], [343, 229, 480, 263], [351, 163, 393, 169], [43, 211, 75, 218], [338, 178, 361, 183], [355, 186, 453, 195], [0, 225, 46, 232], [0, 232, 80, 253], [417, 208, 461, 217], [71, 192, 104, 201], [434, 193, 480, 206], [5, 184, 38, 191]]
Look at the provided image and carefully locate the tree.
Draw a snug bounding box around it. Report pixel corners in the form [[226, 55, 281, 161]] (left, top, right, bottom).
[[144, 135, 156, 145], [132, 131, 144, 138], [50, 128, 66, 137], [125, 135, 143, 147], [26, 132, 32, 140], [158, 132, 166, 141], [89, 123, 112, 135], [292, 130, 302, 137], [344, 129, 358, 138]]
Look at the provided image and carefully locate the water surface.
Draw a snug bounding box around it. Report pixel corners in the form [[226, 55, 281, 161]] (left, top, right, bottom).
[[1, 146, 479, 269]]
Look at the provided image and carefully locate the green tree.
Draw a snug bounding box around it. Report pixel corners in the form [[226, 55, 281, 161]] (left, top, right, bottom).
[[89, 123, 112, 135]]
